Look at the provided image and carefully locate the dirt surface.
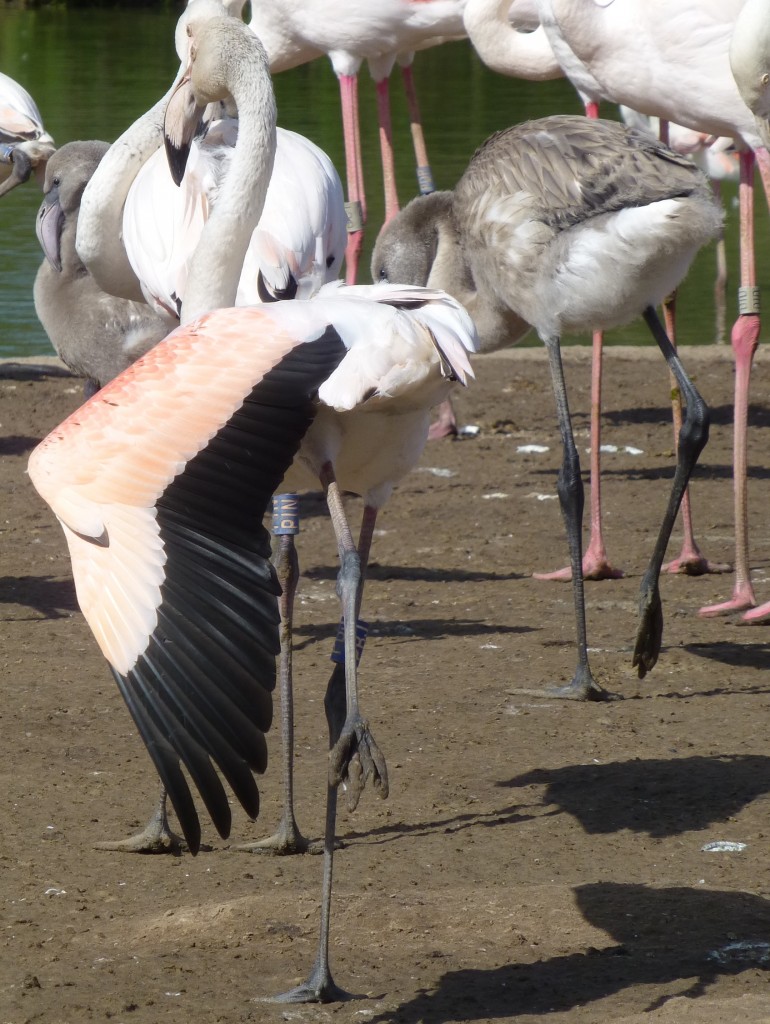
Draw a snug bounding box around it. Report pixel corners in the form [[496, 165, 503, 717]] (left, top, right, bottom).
[[3, 344, 770, 1024]]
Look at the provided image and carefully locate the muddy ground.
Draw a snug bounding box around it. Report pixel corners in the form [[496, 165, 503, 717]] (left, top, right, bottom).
[[3, 343, 770, 1024]]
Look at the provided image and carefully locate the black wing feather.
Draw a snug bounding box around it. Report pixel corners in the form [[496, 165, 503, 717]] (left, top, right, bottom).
[[111, 330, 347, 852]]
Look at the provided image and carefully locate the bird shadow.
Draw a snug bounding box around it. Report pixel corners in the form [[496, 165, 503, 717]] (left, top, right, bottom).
[[0, 434, 43, 457], [601, 400, 770, 431], [368, 883, 770, 1023], [0, 362, 72, 382], [684, 639, 770, 673], [0, 574, 78, 618], [292, 616, 535, 652], [498, 754, 770, 839], [302, 563, 526, 584], [342, 797, 539, 849]]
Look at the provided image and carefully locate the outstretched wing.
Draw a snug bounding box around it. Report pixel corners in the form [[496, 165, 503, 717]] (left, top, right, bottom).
[[28, 305, 346, 852]]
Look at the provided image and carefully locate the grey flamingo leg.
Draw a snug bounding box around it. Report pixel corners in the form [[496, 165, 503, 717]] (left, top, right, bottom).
[[517, 336, 611, 702], [633, 306, 710, 677], [236, 494, 322, 855], [265, 475, 386, 1003], [95, 782, 184, 854]]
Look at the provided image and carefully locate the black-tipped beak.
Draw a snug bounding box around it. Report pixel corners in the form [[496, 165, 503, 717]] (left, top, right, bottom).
[[164, 73, 204, 187], [36, 186, 64, 271]]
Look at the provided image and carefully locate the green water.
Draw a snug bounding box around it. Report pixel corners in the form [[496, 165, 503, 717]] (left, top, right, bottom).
[[0, 7, 765, 358]]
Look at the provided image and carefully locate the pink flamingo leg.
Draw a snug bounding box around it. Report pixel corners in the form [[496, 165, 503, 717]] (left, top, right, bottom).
[[712, 180, 729, 345], [661, 292, 730, 576], [534, 328, 623, 581], [375, 78, 400, 225], [339, 73, 365, 284], [741, 149, 770, 621], [701, 150, 760, 617], [400, 62, 435, 195]]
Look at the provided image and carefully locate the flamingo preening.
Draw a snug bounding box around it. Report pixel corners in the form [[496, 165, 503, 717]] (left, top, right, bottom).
[[76, 0, 346, 326], [373, 114, 723, 700], [0, 70, 56, 198]]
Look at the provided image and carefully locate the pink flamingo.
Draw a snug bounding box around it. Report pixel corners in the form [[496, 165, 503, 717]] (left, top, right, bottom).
[[244, 0, 468, 282]]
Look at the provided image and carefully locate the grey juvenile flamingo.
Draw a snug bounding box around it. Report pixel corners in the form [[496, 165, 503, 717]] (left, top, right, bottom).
[[34, 141, 169, 396], [372, 114, 723, 700]]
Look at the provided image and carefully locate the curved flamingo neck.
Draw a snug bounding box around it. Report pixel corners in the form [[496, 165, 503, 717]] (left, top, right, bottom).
[[180, 29, 277, 325], [464, 0, 563, 80]]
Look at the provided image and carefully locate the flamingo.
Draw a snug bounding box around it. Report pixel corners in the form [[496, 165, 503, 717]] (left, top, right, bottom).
[[34, 141, 169, 395], [0, 70, 56, 198], [27, 282, 477, 1002], [76, 0, 457, 870], [372, 114, 723, 700], [243, 0, 468, 283], [512, 0, 770, 618], [71, 0, 343, 854], [465, 0, 724, 582], [76, 0, 346, 320], [466, 0, 619, 583]]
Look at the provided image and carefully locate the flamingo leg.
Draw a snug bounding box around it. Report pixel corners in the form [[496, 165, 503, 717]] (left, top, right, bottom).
[[399, 61, 435, 195], [269, 482, 385, 1003], [375, 78, 400, 225], [94, 781, 184, 855], [741, 150, 770, 621], [661, 292, 729, 576], [427, 396, 459, 440], [236, 496, 321, 855], [339, 73, 365, 285], [701, 150, 760, 617], [517, 336, 611, 702], [633, 307, 710, 676], [712, 180, 728, 345], [533, 328, 623, 581]]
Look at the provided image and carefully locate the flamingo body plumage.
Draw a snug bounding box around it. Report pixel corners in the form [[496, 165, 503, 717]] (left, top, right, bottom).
[[123, 124, 346, 320]]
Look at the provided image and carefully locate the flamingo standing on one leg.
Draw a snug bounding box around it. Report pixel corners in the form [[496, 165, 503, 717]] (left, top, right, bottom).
[[28, 283, 478, 1003], [373, 114, 723, 700], [0, 70, 56, 198], [244, 0, 468, 282]]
